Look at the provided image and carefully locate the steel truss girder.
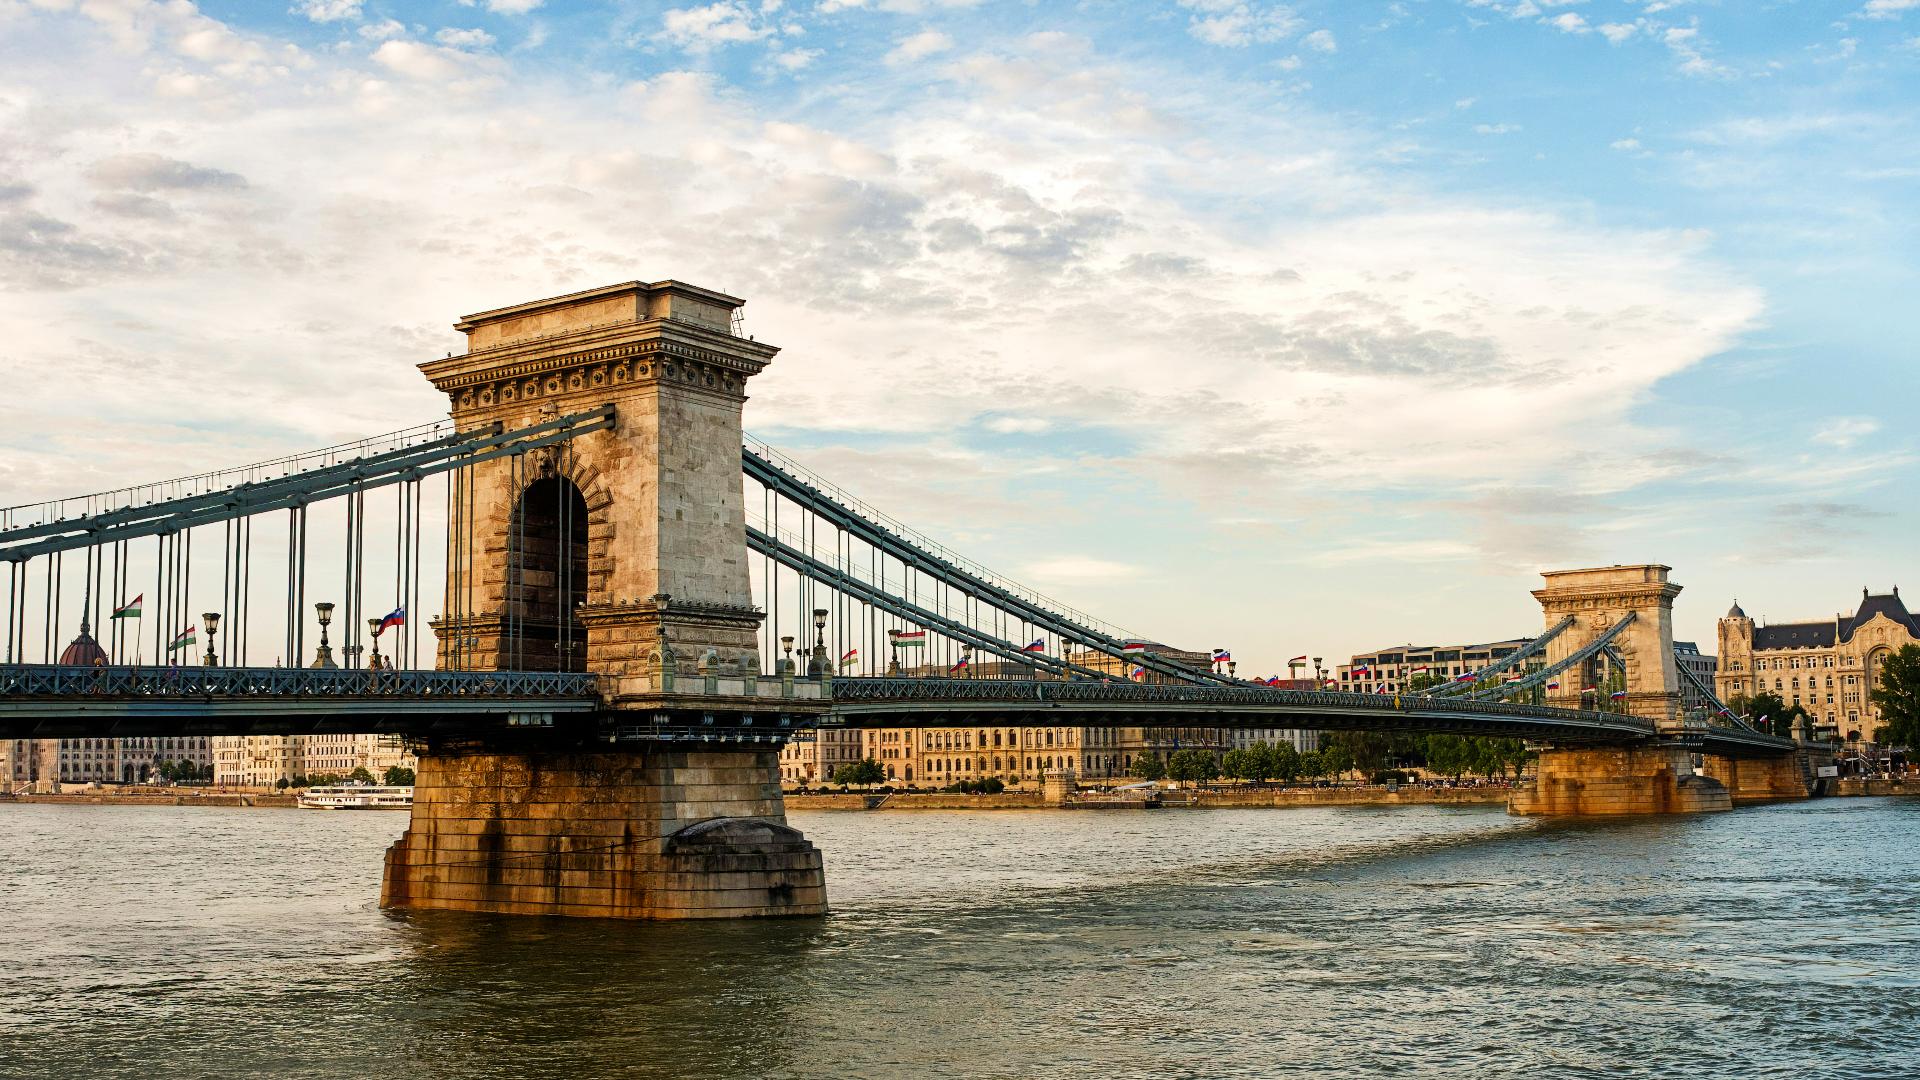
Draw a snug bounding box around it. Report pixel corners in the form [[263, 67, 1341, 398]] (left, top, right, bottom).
[[744, 449, 1229, 686], [1, 406, 615, 562]]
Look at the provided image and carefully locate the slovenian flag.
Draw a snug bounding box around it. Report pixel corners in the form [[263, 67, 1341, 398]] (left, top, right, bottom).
[[949, 655, 969, 673], [1265, 676, 1281, 686], [839, 648, 859, 669], [1121, 642, 1148, 655], [1609, 690, 1628, 700], [1211, 649, 1231, 663], [1453, 672, 1475, 683], [166, 625, 197, 652], [891, 630, 927, 648], [1130, 666, 1146, 680], [1546, 681, 1561, 690], [1021, 639, 1046, 653], [1351, 665, 1370, 676], [375, 607, 406, 636], [111, 594, 143, 620]]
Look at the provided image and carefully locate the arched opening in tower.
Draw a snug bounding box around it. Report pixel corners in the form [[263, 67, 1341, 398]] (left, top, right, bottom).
[[508, 475, 589, 672]]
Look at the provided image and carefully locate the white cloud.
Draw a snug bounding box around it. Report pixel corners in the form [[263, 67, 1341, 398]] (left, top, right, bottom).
[[1610, 137, 1641, 150], [774, 47, 822, 70], [371, 40, 466, 80], [658, 2, 774, 51], [1302, 28, 1336, 51], [292, 0, 363, 23], [886, 30, 951, 65], [436, 27, 495, 49], [458, 0, 545, 13], [1597, 21, 1636, 43], [1548, 12, 1589, 32], [1182, 2, 1303, 47], [0, 7, 1767, 590], [1474, 122, 1521, 134], [1812, 417, 1881, 449], [359, 19, 406, 41], [1861, 0, 1920, 19]]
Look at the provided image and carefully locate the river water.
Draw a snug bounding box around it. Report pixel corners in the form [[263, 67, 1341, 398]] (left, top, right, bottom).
[[1, 798, 1915, 1079]]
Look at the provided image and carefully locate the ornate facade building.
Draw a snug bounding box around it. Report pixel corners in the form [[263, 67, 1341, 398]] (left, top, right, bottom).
[[1716, 588, 1918, 745], [210, 735, 416, 787]]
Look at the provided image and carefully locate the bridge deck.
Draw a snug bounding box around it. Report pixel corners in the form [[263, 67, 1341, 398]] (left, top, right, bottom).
[[0, 668, 1802, 757]]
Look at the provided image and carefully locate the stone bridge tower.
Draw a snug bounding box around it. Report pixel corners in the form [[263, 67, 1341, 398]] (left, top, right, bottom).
[[1532, 565, 1682, 728], [383, 281, 827, 920], [419, 280, 773, 693], [1512, 565, 1731, 815]]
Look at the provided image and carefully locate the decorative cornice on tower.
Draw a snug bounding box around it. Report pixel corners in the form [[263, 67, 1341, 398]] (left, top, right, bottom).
[[419, 279, 780, 420]]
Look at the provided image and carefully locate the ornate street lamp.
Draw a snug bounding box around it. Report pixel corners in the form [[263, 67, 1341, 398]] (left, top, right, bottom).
[[310, 602, 338, 669], [368, 617, 385, 671], [201, 612, 221, 667], [809, 608, 828, 676], [780, 635, 795, 675], [961, 642, 974, 678]]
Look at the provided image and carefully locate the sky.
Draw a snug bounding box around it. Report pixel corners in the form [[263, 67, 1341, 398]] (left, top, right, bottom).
[[0, 0, 1915, 672]]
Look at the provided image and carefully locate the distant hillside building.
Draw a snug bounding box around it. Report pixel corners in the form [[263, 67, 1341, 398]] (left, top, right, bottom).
[[1716, 588, 1919, 746]]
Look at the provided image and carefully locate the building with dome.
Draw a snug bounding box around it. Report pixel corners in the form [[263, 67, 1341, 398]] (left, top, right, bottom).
[[1716, 588, 1920, 746]]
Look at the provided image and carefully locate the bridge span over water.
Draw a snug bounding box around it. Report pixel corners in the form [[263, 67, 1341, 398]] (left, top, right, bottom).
[[1, 279, 1821, 920]]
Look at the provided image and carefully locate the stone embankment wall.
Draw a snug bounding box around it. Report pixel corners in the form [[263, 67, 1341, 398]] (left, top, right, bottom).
[[1, 792, 297, 808], [1832, 778, 1916, 797], [785, 786, 1508, 811]]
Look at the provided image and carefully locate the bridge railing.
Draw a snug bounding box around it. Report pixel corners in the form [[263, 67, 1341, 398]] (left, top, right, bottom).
[[0, 664, 600, 700]]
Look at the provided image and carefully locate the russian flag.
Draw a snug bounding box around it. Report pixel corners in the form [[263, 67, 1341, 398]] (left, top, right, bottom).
[[1453, 672, 1475, 683], [1609, 690, 1628, 700], [1021, 639, 1046, 653], [375, 607, 406, 635], [1546, 681, 1561, 690]]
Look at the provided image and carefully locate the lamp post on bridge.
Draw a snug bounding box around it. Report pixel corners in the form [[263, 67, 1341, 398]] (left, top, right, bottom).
[[808, 608, 828, 677], [201, 612, 221, 667], [310, 602, 339, 669], [780, 635, 795, 676], [367, 617, 385, 671]]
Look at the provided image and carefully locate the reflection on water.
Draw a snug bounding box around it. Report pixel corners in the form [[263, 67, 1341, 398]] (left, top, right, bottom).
[[2, 799, 1916, 1078]]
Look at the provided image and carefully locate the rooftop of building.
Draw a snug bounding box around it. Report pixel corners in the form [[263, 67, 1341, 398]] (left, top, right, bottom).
[[1734, 587, 1916, 650]]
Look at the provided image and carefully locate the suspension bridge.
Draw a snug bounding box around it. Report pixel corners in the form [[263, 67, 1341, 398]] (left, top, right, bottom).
[[0, 279, 1819, 920]]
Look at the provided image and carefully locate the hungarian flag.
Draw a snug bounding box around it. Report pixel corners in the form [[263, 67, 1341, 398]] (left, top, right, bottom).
[[375, 607, 406, 635], [1410, 665, 1429, 674], [1121, 642, 1148, 655], [839, 648, 859, 669], [110, 594, 143, 619], [891, 630, 926, 649], [1020, 639, 1046, 653], [166, 625, 197, 652], [1288, 654, 1307, 665]]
